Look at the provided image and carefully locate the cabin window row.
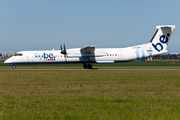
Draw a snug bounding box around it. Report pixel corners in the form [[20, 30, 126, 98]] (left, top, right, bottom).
[[107, 54, 117, 56], [35, 54, 117, 57]]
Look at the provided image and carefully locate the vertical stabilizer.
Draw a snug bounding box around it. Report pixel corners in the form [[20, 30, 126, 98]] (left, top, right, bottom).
[[150, 25, 175, 52]]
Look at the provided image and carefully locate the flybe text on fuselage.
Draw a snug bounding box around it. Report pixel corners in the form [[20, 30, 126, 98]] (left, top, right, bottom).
[[135, 47, 152, 60], [34, 53, 56, 61]]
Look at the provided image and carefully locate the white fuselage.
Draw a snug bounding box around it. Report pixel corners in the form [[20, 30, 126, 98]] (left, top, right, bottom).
[[4, 43, 167, 65]]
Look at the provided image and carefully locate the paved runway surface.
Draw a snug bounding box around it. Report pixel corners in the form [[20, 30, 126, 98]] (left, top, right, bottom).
[[1, 68, 180, 70]]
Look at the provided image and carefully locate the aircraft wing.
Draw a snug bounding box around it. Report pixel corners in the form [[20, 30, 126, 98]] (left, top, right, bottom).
[[80, 46, 95, 54], [80, 46, 106, 57], [67, 46, 106, 58]]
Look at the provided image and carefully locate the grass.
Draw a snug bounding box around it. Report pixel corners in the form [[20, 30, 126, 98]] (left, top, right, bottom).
[[1, 70, 180, 119]]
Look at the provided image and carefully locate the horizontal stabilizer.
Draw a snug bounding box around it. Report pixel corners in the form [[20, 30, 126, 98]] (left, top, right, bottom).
[[156, 25, 175, 29]]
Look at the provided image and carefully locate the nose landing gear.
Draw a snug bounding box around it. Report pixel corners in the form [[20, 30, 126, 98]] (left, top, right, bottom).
[[12, 65, 16, 69]]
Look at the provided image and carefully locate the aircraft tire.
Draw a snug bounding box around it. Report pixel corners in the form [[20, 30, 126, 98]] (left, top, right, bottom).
[[83, 64, 88, 69], [88, 64, 92, 69], [12, 65, 16, 69]]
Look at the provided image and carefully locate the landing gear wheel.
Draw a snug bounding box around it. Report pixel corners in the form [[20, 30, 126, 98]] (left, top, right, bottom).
[[83, 64, 88, 69], [12, 65, 16, 69], [88, 64, 92, 69]]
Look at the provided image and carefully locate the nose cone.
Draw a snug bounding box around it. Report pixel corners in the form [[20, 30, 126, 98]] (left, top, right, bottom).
[[4, 58, 11, 64]]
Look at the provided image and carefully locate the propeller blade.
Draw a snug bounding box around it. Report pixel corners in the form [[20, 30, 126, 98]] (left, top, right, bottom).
[[64, 44, 66, 50], [60, 44, 62, 50]]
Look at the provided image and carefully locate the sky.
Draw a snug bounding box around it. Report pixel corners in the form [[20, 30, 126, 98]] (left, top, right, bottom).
[[0, 0, 180, 53]]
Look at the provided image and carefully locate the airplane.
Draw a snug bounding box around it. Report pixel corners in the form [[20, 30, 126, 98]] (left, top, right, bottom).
[[4, 25, 175, 69]]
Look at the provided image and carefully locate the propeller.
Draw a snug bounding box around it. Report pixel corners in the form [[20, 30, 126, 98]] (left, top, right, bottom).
[[60, 43, 67, 55]]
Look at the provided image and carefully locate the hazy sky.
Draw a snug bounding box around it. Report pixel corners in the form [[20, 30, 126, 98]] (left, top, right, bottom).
[[0, 0, 179, 53]]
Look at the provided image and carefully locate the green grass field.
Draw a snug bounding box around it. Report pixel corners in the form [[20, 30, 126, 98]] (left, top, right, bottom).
[[1, 61, 180, 119]]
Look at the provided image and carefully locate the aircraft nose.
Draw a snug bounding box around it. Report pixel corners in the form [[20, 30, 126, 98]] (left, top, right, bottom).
[[4, 59, 11, 64]]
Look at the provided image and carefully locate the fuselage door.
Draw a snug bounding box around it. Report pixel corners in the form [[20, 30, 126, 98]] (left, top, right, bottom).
[[117, 51, 121, 60], [28, 52, 33, 62]]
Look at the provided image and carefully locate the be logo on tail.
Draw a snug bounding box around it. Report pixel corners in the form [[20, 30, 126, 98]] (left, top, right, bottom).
[[152, 33, 170, 52]]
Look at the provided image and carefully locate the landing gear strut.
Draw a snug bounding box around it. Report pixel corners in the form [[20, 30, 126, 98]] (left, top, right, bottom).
[[12, 65, 16, 69], [83, 63, 92, 69]]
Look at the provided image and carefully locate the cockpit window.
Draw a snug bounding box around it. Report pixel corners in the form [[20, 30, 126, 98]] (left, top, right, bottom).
[[15, 53, 23, 56]]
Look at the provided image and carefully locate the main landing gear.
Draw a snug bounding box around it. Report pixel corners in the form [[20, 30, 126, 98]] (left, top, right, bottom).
[[83, 63, 92, 69]]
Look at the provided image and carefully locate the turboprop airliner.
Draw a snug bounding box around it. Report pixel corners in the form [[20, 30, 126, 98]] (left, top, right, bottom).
[[4, 25, 175, 69]]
